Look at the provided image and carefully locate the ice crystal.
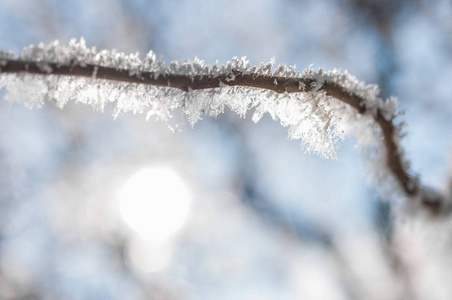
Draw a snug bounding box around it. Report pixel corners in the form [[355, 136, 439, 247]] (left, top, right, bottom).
[[0, 38, 398, 164]]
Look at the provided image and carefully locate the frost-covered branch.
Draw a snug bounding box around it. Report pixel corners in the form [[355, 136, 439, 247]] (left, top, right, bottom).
[[0, 39, 447, 214], [0, 60, 411, 191]]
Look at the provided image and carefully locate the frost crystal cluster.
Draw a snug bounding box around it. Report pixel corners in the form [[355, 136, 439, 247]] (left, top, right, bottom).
[[0, 38, 398, 164]]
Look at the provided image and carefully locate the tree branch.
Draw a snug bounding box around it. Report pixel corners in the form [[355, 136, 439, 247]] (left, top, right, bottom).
[[0, 59, 444, 214]]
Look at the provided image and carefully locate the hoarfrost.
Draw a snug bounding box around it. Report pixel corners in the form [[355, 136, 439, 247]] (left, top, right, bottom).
[[0, 38, 398, 167]]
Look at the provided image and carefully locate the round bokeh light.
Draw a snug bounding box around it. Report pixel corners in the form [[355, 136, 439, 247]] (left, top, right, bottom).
[[118, 167, 192, 242]]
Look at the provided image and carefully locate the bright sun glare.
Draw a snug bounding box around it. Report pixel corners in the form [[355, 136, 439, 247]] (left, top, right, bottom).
[[118, 166, 192, 242]]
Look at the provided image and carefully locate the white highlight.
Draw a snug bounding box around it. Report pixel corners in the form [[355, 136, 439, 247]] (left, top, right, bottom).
[[126, 236, 174, 273], [118, 167, 192, 242]]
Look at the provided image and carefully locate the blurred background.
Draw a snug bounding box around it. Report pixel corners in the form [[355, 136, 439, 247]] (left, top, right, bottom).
[[1, 0, 452, 299]]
